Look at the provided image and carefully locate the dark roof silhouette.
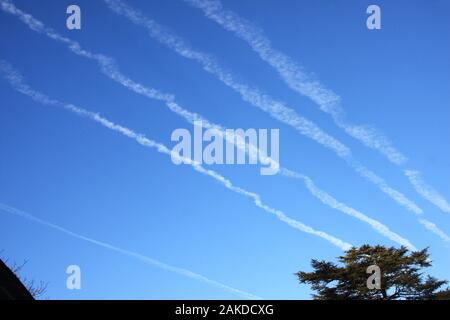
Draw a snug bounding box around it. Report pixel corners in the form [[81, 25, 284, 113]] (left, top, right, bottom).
[[0, 259, 34, 300]]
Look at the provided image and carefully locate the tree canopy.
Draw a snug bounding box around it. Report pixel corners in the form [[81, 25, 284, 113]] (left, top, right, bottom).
[[296, 245, 450, 300]]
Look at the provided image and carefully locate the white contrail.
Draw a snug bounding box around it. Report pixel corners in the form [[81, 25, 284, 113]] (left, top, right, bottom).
[[0, 202, 261, 299], [1, 0, 431, 247], [103, 0, 350, 159], [184, 0, 408, 166], [405, 170, 450, 214], [0, 0, 277, 173], [418, 218, 450, 243], [281, 168, 417, 251], [184, 0, 450, 215], [349, 160, 423, 215], [291, 167, 449, 247], [0, 60, 353, 252], [101, 0, 429, 232], [0, 1, 421, 247]]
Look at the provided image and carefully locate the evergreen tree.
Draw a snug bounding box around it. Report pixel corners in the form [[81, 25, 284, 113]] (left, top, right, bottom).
[[296, 245, 450, 300]]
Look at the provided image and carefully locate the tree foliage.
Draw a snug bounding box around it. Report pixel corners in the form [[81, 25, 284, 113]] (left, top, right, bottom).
[[1, 250, 48, 299], [296, 245, 450, 300]]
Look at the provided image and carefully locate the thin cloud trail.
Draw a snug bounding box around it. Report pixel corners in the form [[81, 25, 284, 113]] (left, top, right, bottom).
[[101, 1, 431, 228], [281, 168, 416, 250], [0, 1, 422, 246], [184, 0, 407, 166], [405, 170, 450, 215], [0, 60, 352, 252], [418, 218, 450, 244], [284, 165, 449, 247], [184, 0, 450, 214], [0, 0, 277, 170], [349, 160, 423, 215], [103, 0, 350, 159], [0, 203, 261, 299]]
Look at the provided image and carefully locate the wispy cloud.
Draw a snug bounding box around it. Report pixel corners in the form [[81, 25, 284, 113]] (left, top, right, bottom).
[[101, 0, 430, 233], [184, 0, 407, 166], [0, 0, 420, 248], [0, 0, 277, 176], [184, 0, 450, 217], [103, 0, 350, 159], [418, 218, 450, 243], [349, 161, 423, 215], [0, 0, 432, 246], [0, 202, 261, 299], [281, 168, 417, 251], [0, 59, 353, 251], [405, 170, 450, 214]]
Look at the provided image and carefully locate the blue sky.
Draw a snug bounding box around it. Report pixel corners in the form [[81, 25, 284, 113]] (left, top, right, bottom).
[[0, 0, 449, 299]]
